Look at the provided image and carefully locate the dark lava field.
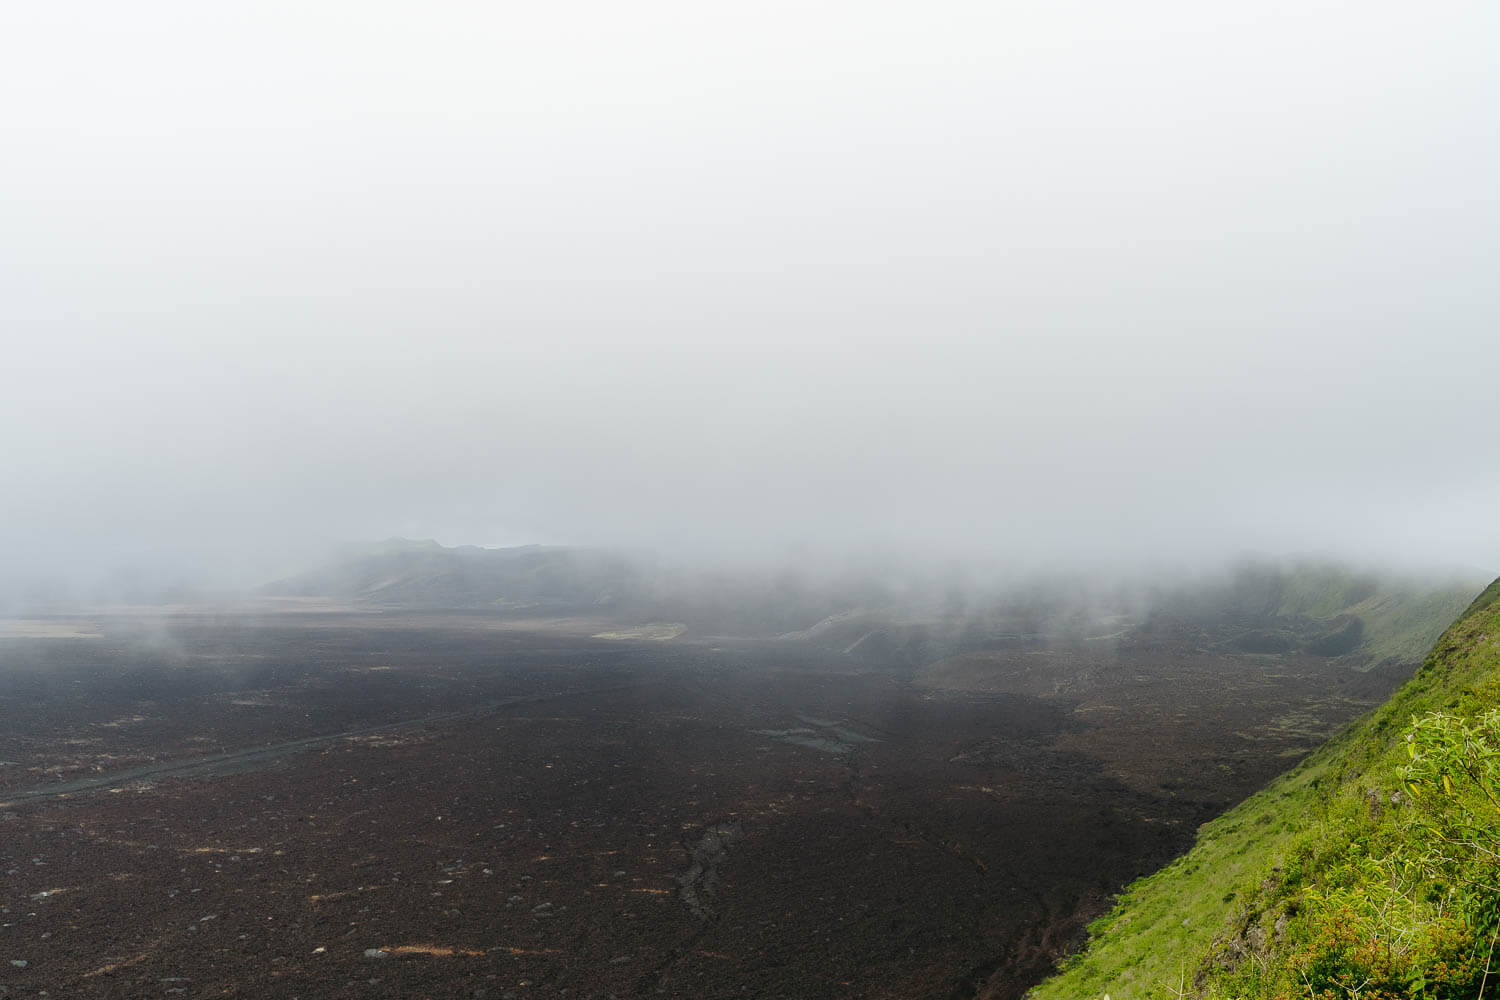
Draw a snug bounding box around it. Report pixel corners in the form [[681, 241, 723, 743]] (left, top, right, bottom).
[[0, 606, 1402, 999]]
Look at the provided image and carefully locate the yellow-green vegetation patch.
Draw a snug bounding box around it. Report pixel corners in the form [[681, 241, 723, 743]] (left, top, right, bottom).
[[591, 622, 687, 641]]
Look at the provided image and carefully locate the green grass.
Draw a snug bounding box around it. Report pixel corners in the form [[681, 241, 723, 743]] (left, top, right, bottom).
[[1261, 562, 1477, 668], [1029, 575, 1500, 1000], [1346, 585, 1479, 669]]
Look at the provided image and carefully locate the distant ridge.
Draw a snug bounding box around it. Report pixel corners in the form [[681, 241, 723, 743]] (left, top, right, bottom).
[[265, 540, 640, 611], [261, 539, 873, 633]]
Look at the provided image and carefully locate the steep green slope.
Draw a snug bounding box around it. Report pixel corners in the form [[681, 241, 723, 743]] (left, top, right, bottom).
[[1031, 576, 1500, 1000], [1151, 562, 1479, 669], [1264, 564, 1479, 668]]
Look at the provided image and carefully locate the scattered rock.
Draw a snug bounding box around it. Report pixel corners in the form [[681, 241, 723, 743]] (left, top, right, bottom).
[[363, 949, 390, 960], [676, 821, 744, 919]]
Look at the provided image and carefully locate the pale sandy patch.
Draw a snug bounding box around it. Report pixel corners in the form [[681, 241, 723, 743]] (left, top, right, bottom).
[[0, 619, 103, 639], [592, 622, 686, 641]]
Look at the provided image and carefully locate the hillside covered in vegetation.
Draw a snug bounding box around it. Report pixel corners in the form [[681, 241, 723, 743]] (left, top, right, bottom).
[[1139, 562, 1480, 672], [1031, 577, 1500, 1000]]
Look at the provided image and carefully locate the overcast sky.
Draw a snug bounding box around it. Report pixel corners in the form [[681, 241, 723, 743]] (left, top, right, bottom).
[[3, 1, 1498, 589]]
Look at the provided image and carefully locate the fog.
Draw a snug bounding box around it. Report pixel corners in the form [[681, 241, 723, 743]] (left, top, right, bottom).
[[4, 1, 1499, 595]]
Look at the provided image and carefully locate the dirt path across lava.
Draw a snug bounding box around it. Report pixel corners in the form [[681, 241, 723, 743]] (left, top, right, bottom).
[[0, 681, 656, 807]]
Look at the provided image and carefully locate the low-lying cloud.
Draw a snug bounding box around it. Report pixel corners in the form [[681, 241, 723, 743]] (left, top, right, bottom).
[[4, 1, 1498, 593]]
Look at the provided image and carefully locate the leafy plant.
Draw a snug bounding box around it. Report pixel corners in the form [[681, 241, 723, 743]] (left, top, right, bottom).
[[1399, 709, 1500, 997], [1400, 710, 1500, 900]]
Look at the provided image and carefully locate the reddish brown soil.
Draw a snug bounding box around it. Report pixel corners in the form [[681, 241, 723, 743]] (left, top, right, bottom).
[[0, 610, 1401, 999]]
